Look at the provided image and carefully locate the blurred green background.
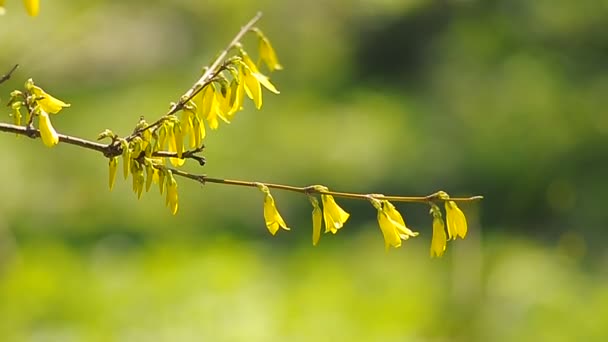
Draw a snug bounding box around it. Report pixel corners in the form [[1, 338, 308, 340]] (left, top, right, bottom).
[[1, 0, 607, 341]]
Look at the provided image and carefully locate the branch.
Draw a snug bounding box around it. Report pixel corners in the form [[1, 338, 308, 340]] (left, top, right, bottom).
[[0, 122, 205, 164], [0, 121, 481, 204], [0, 64, 19, 85]]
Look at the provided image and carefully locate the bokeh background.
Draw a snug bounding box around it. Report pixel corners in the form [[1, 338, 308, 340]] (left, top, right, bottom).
[[1, 0, 607, 340]]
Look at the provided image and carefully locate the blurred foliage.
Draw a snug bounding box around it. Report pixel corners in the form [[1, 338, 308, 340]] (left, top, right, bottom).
[[1, 0, 607, 340]]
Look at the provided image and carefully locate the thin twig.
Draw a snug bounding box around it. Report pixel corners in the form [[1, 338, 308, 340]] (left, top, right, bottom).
[[0, 121, 482, 204], [0, 64, 19, 85], [0, 122, 205, 163]]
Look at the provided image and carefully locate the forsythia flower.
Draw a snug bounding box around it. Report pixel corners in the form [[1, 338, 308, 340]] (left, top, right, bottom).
[[165, 171, 179, 215], [108, 157, 118, 191], [38, 110, 59, 147], [240, 53, 280, 110], [430, 208, 447, 258], [27, 79, 70, 114], [23, 0, 38, 16], [373, 200, 419, 250], [320, 191, 350, 234], [309, 196, 323, 246], [258, 184, 289, 235], [259, 36, 283, 72], [445, 200, 468, 240], [11, 102, 22, 126]]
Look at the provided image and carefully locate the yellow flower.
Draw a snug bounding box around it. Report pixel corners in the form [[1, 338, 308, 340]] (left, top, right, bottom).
[[225, 78, 244, 120], [0, 1, 5, 15], [321, 192, 349, 234], [375, 201, 418, 250], [259, 36, 283, 72], [309, 196, 323, 246], [158, 169, 166, 195], [27, 80, 70, 114], [38, 110, 59, 147], [23, 0, 39, 16], [108, 157, 118, 191], [258, 184, 289, 235], [191, 115, 205, 148], [197, 84, 229, 130], [166, 122, 185, 167], [165, 171, 179, 215], [11, 102, 22, 126], [121, 140, 130, 179], [243, 66, 262, 109], [430, 209, 447, 258], [242, 54, 280, 94], [445, 200, 468, 240]]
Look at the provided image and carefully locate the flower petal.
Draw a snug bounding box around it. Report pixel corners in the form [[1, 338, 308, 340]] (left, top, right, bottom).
[[38, 111, 59, 147]]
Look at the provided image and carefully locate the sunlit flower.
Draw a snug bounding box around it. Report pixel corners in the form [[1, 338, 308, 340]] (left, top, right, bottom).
[[121, 140, 131, 179], [309, 196, 323, 246], [445, 200, 468, 240], [165, 171, 179, 215], [27, 79, 70, 114], [239, 53, 280, 110], [108, 157, 118, 191], [242, 53, 280, 94], [321, 192, 350, 234], [375, 200, 418, 250], [243, 66, 262, 109], [225, 78, 244, 120], [38, 110, 58, 147], [259, 36, 283, 72], [158, 169, 166, 195], [258, 184, 289, 235], [166, 121, 185, 167], [11, 102, 22, 126], [23, 0, 39, 16], [430, 209, 447, 258], [197, 84, 229, 130]]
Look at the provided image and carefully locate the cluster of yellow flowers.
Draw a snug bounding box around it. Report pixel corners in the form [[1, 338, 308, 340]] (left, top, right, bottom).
[[7, 79, 70, 147], [0, 0, 39, 16], [259, 185, 468, 256], [102, 29, 282, 215]]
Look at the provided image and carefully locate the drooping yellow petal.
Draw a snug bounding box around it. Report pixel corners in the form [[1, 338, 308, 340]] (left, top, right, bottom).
[[259, 36, 283, 72], [192, 115, 205, 147], [445, 200, 468, 240], [430, 214, 447, 258], [243, 69, 262, 109], [121, 140, 130, 179], [321, 194, 350, 234], [167, 122, 185, 167], [38, 111, 59, 147], [158, 169, 166, 195], [377, 210, 402, 250], [383, 201, 419, 240], [241, 54, 280, 95], [108, 157, 118, 191], [11, 102, 22, 126], [30, 85, 70, 114], [145, 164, 154, 192], [309, 196, 323, 246], [165, 171, 179, 215], [173, 120, 184, 159], [23, 0, 38, 16], [227, 76, 244, 120], [262, 191, 290, 235]]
